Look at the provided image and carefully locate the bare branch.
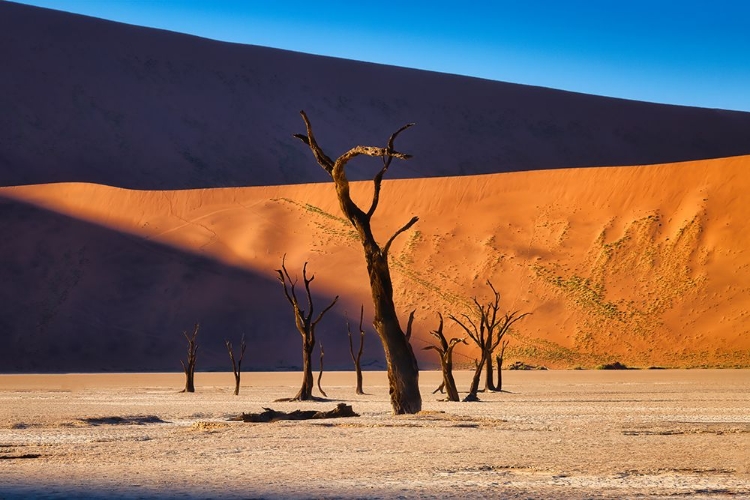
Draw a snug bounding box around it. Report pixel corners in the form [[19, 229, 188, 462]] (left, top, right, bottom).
[[491, 311, 532, 350], [449, 314, 481, 346], [383, 216, 419, 256], [357, 305, 365, 360], [368, 122, 413, 217], [346, 312, 355, 363], [386, 123, 415, 162], [276, 254, 299, 309], [312, 295, 339, 328], [428, 312, 448, 351], [404, 309, 416, 341], [302, 262, 314, 322], [239, 334, 247, 366], [335, 146, 412, 168], [294, 111, 335, 173], [447, 337, 467, 350]]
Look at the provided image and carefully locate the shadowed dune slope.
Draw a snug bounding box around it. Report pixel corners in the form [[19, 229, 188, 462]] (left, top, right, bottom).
[[2, 155, 748, 371], [3, 2, 750, 190], [0, 198, 360, 373]]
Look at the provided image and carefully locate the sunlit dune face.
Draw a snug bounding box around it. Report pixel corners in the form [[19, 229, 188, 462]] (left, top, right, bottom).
[[2, 154, 748, 369]]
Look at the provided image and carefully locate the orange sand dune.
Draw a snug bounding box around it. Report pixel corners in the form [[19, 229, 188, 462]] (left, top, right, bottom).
[[2, 155, 749, 370]]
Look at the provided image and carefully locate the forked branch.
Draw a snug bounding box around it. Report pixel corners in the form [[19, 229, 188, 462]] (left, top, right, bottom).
[[368, 122, 415, 217], [294, 111, 334, 173], [383, 216, 420, 256]]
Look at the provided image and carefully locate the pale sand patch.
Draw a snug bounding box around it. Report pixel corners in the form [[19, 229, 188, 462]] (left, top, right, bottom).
[[0, 370, 748, 499]]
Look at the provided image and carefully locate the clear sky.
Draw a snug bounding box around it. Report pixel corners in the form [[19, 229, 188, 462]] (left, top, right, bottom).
[[13, 0, 750, 112]]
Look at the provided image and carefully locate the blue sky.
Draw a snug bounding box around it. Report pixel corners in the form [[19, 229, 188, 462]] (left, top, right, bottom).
[[14, 0, 750, 112]]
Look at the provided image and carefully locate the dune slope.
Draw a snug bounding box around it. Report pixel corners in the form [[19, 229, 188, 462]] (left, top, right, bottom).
[[3, 2, 750, 190], [2, 155, 748, 371]]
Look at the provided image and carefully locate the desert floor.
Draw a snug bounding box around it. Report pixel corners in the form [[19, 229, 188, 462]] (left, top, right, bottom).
[[0, 370, 748, 499]]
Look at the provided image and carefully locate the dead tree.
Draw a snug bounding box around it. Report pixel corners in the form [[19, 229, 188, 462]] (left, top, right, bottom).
[[347, 305, 366, 395], [180, 323, 199, 393], [496, 338, 509, 392], [225, 334, 247, 396], [277, 255, 338, 401], [450, 280, 530, 395], [423, 313, 465, 402], [295, 111, 421, 414], [317, 342, 327, 398]]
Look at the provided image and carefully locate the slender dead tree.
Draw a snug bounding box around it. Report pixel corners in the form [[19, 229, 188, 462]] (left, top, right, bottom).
[[450, 280, 530, 395], [277, 255, 339, 401], [180, 323, 199, 393], [317, 342, 327, 398], [225, 334, 247, 396], [294, 111, 422, 414], [423, 313, 465, 402], [496, 338, 509, 392], [347, 305, 366, 395]]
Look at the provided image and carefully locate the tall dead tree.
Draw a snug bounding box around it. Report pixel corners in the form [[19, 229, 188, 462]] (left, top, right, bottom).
[[277, 255, 338, 401], [423, 313, 465, 402], [225, 334, 247, 396], [294, 111, 422, 414], [347, 305, 366, 395], [450, 281, 530, 397], [180, 323, 199, 393]]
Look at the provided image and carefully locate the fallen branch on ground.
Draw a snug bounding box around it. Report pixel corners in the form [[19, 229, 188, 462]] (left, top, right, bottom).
[[232, 403, 359, 423]]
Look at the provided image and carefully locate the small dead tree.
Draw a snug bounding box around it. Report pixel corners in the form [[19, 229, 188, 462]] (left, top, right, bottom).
[[225, 334, 247, 396], [180, 323, 199, 393], [317, 342, 327, 398], [423, 313, 465, 402], [450, 281, 530, 398], [277, 255, 338, 401], [295, 111, 422, 414], [347, 305, 366, 395]]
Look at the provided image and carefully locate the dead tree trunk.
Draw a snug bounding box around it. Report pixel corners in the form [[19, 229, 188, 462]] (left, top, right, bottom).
[[450, 280, 530, 394], [464, 356, 485, 402], [317, 342, 327, 398], [180, 323, 199, 393], [295, 111, 421, 414], [277, 255, 338, 401], [496, 339, 508, 392], [485, 346, 496, 392], [423, 313, 465, 402], [225, 334, 247, 396], [347, 305, 366, 395]]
